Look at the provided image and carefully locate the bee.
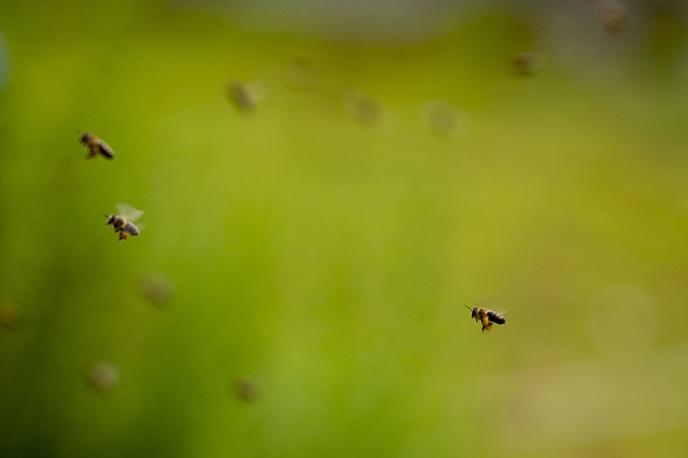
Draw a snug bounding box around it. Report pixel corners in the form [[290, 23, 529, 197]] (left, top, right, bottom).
[[466, 305, 506, 333], [104, 204, 144, 241], [511, 52, 539, 77], [233, 378, 258, 403], [80, 132, 115, 160], [84, 361, 119, 395], [599, 0, 627, 33], [139, 273, 174, 307], [343, 89, 384, 127], [226, 81, 265, 114], [0, 302, 22, 332]]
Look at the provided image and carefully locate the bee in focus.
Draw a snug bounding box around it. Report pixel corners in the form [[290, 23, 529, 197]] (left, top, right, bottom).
[[466, 305, 506, 333], [104, 204, 144, 241], [80, 132, 115, 160]]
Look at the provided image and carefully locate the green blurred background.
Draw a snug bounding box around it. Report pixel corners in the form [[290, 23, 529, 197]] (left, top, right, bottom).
[[1, 1, 688, 457]]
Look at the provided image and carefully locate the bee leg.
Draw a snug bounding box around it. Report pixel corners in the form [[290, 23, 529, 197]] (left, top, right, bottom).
[[482, 323, 492, 333]]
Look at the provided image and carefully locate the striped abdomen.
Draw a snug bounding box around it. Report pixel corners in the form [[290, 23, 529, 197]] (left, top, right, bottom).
[[487, 310, 506, 325]]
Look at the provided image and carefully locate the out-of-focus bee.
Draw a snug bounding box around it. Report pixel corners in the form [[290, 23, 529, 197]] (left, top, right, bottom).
[[283, 57, 318, 90], [343, 89, 385, 127], [422, 101, 463, 138], [233, 378, 258, 403], [84, 361, 119, 395], [226, 81, 265, 114], [104, 204, 144, 241], [0, 301, 22, 332], [80, 132, 115, 160], [139, 273, 174, 308], [599, 0, 627, 33], [511, 52, 540, 76], [466, 305, 506, 333]]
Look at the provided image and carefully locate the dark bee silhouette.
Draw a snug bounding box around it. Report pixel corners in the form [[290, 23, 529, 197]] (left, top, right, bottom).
[[466, 305, 506, 333], [104, 204, 143, 241], [80, 132, 115, 160]]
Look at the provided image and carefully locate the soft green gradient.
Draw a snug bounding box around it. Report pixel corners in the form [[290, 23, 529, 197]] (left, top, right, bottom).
[[1, 2, 688, 457]]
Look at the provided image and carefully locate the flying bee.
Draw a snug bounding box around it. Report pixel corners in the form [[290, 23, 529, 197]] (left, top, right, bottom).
[[511, 52, 540, 77], [233, 378, 259, 403], [80, 132, 115, 160], [466, 305, 506, 333], [599, 0, 627, 33], [104, 204, 144, 241], [226, 81, 266, 114]]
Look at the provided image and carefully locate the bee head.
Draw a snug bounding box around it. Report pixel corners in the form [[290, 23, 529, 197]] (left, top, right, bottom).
[[465, 304, 478, 318], [80, 133, 92, 145], [104, 214, 116, 225]]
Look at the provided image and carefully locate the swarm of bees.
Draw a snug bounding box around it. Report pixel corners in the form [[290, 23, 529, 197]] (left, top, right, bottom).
[[105, 204, 144, 241], [466, 305, 506, 333], [80, 132, 115, 160]]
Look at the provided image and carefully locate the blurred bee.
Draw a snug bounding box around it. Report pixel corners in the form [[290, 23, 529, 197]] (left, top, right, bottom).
[[466, 305, 506, 333], [511, 52, 540, 77], [104, 204, 144, 241], [233, 378, 258, 403], [80, 132, 115, 160], [139, 273, 174, 308], [422, 100, 462, 138], [0, 302, 22, 332], [343, 89, 384, 127], [226, 81, 265, 114], [84, 361, 119, 395], [283, 57, 318, 90], [599, 0, 627, 33]]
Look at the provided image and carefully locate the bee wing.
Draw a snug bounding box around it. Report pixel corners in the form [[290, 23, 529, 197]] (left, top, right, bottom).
[[116, 203, 144, 222], [246, 81, 267, 102]]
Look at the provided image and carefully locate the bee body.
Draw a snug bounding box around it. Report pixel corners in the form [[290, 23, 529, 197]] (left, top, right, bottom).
[[467, 306, 506, 333], [80, 133, 115, 160], [104, 204, 143, 242]]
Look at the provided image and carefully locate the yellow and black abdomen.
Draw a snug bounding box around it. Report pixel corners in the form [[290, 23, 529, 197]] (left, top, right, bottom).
[[487, 310, 506, 325]]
